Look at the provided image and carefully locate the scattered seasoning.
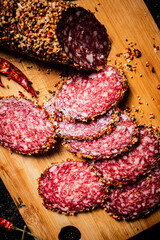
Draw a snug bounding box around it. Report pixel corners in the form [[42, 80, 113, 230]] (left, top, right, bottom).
[[48, 89, 53, 94], [149, 113, 155, 119], [35, 90, 40, 95], [156, 84, 160, 89], [139, 74, 142, 77], [0, 218, 42, 240], [146, 62, 150, 67], [151, 67, 155, 73], [46, 68, 52, 74], [18, 91, 25, 97], [151, 97, 154, 101], [133, 49, 142, 58], [26, 66, 33, 69], [95, 7, 98, 12]]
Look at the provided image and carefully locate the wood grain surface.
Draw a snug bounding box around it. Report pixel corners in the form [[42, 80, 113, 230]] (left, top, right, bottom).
[[0, 0, 160, 239]]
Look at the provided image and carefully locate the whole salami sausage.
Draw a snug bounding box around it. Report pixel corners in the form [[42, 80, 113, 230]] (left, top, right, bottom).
[[62, 111, 139, 160], [0, 96, 56, 155], [91, 126, 160, 186], [38, 160, 107, 214], [0, 0, 110, 70], [55, 65, 128, 122], [104, 166, 160, 220]]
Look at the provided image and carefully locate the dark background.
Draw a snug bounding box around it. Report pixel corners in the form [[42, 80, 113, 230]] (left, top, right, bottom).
[[0, 1, 160, 239]]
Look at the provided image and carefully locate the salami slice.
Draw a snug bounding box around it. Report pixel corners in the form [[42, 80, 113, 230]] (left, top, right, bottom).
[[0, 96, 56, 155], [54, 65, 128, 121], [56, 108, 120, 140], [44, 95, 120, 140], [0, 1, 109, 70], [92, 126, 160, 186], [104, 166, 160, 220], [38, 160, 107, 214], [62, 111, 139, 160]]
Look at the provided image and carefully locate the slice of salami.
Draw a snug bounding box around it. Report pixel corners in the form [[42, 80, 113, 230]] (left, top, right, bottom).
[[44, 95, 120, 140], [0, 96, 56, 155], [54, 65, 128, 121], [92, 126, 160, 186], [62, 111, 139, 160], [38, 160, 107, 214], [56, 108, 120, 140], [104, 166, 160, 220]]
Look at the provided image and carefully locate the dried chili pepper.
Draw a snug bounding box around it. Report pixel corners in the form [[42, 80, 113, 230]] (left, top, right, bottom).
[[0, 57, 36, 97], [0, 218, 42, 240]]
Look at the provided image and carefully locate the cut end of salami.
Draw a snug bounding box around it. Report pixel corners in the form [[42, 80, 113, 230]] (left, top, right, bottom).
[[0, 96, 56, 155], [62, 111, 139, 160], [91, 126, 160, 186], [55, 65, 128, 121], [104, 166, 160, 220], [38, 160, 107, 214], [56, 7, 110, 70]]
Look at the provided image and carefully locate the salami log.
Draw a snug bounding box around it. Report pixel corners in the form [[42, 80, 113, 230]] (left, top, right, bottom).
[[91, 126, 160, 186], [0, 0, 110, 70], [0, 96, 56, 155], [104, 166, 160, 220], [44, 95, 120, 140], [55, 65, 128, 122], [62, 111, 139, 160], [38, 160, 107, 214]]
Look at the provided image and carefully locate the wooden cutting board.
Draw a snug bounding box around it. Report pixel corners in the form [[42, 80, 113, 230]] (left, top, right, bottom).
[[0, 0, 160, 239]]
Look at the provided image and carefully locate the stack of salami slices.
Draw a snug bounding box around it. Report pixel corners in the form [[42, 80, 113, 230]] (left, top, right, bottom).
[[42, 64, 160, 219]]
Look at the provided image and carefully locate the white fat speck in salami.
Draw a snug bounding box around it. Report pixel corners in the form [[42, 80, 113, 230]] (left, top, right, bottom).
[[92, 126, 159, 185], [43, 95, 55, 117], [104, 166, 160, 220], [62, 111, 138, 160], [54, 65, 128, 121], [0, 96, 56, 155], [38, 160, 107, 214], [56, 108, 120, 140]]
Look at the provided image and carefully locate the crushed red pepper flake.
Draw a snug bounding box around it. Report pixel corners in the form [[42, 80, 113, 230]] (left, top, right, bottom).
[[156, 84, 160, 89]]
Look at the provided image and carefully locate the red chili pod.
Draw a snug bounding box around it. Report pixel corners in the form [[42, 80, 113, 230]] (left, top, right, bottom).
[[0, 57, 36, 97]]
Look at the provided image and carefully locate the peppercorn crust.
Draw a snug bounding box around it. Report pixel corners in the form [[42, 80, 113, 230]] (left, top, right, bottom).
[[0, 96, 57, 155], [62, 110, 139, 160], [0, 0, 110, 70]]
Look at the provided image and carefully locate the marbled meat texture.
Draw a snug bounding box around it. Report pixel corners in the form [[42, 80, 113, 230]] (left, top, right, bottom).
[[44, 95, 120, 140], [104, 166, 160, 220], [62, 111, 138, 160], [0, 0, 109, 70], [54, 65, 128, 121], [0, 96, 56, 155], [38, 160, 107, 214], [92, 126, 160, 185]]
